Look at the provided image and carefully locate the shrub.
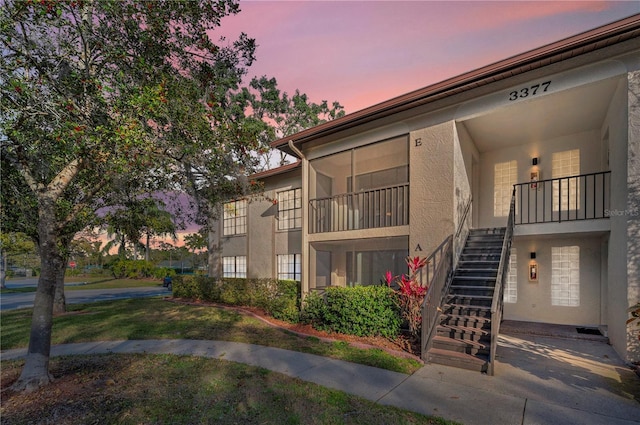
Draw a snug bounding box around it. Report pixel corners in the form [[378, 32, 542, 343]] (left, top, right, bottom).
[[301, 286, 401, 338], [173, 275, 220, 301], [109, 259, 175, 280], [268, 279, 300, 322], [153, 267, 176, 280], [110, 259, 155, 279], [300, 291, 328, 328], [385, 256, 428, 340], [172, 276, 301, 323]]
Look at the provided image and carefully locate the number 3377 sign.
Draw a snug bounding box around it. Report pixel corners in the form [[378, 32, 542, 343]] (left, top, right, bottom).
[[509, 81, 551, 101]]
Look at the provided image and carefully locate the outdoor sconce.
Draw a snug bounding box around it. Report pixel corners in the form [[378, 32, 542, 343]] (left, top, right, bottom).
[[530, 158, 540, 190], [529, 252, 538, 282]]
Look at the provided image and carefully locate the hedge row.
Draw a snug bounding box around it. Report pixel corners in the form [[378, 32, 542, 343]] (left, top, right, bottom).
[[173, 276, 300, 323], [110, 259, 176, 280], [173, 277, 403, 338], [300, 286, 401, 338]]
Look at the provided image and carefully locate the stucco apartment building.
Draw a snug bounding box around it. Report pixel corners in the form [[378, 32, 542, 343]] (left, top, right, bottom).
[[209, 15, 640, 366]]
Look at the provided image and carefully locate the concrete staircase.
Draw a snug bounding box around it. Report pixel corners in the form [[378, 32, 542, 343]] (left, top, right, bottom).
[[426, 228, 506, 373]]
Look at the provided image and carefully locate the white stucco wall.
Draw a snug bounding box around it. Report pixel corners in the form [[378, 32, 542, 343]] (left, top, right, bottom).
[[504, 235, 604, 326]]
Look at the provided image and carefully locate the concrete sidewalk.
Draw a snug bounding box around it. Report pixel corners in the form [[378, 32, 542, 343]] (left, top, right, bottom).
[[2, 334, 639, 425]]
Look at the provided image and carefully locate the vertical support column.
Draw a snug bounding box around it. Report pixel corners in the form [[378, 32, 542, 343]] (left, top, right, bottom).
[[626, 70, 640, 363], [409, 122, 455, 259]]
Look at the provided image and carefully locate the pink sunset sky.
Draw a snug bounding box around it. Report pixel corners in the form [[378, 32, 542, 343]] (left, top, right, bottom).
[[214, 0, 639, 114]]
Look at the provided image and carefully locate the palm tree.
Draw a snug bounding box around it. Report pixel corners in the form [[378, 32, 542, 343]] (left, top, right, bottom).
[[103, 197, 177, 261]]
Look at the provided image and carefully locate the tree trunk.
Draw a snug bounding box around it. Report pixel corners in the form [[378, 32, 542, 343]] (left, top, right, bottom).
[[53, 263, 66, 314], [145, 233, 150, 262], [11, 200, 65, 392], [0, 249, 7, 289], [207, 222, 220, 278]]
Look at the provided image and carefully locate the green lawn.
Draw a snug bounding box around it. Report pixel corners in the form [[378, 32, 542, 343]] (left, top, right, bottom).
[[1, 354, 456, 424], [0, 296, 446, 423], [1, 278, 159, 294], [0, 298, 422, 375]]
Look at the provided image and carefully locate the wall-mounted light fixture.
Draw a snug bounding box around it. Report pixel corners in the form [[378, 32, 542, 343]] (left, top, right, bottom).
[[529, 251, 538, 282], [532, 157, 538, 166]]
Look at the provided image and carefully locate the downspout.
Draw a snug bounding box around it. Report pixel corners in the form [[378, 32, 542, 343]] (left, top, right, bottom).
[[287, 140, 309, 302], [288, 140, 305, 160]]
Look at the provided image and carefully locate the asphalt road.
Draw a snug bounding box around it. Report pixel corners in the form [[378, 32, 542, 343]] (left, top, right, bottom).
[[1, 279, 169, 311]]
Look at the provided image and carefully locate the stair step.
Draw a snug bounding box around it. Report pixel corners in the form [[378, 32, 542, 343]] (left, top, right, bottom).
[[439, 316, 491, 331], [442, 312, 491, 322], [427, 348, 488, 372], [432, 335, 490, 355], [446, 294, 493, 301], [456, 268, 498, 273], [458, 259, 500, 264], [470, 227, 505, 233], [443, 304, 492, 318], [450, 285, 495, 291], [453, 275, 497, 281], [439, 323, 490, 335]]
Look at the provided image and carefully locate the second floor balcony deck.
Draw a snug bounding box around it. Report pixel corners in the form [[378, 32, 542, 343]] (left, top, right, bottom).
[[309, 183, 409, 234]]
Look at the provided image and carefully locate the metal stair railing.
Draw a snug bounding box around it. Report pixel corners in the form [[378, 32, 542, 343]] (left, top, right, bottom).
[[420, 196, 472, 361], [488, 188, 515, 375]]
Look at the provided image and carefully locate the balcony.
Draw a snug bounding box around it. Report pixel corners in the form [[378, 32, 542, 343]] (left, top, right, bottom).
[[513, 171, 611, 225], [309, 183, 409, 234]]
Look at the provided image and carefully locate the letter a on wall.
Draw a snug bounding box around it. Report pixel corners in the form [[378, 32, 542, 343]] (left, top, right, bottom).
[[415, 244, 422, 252]]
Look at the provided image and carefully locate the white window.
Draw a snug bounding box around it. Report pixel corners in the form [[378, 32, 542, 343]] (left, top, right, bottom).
[[504, 248, 517, 303], [223, 199, 247, 236], [277, 254, 301, 281], [552, 149, 580, 212], [222, 256, 246, 278], [277, 188, 302, 230], [551, 246, 580, 306], [494, 161, 517, 217]]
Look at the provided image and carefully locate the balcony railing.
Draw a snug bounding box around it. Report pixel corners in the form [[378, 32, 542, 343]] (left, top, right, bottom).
[[513, 171, 611, 225], [309, 183, 409, 234]]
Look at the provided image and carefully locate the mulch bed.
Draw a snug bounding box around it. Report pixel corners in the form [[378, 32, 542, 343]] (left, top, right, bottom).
[[166, 297, 423, 362]]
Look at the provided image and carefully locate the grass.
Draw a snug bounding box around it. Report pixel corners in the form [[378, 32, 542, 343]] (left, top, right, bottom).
[[1, 277, 160, 294], [65, 278, 160, 290], [1, 354, 456, 424], [0, 295, 442, 423], [0, 298, 422, 375]]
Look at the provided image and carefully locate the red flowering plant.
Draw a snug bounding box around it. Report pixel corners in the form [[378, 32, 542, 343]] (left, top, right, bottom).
[[385, 256, 429, 339]]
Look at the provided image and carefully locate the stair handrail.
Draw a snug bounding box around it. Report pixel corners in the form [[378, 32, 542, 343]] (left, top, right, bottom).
[[453, 196, 473, 268], [420, 234, 453, 361], [488, 188, 516, 375], [420, 196, 472, 361]]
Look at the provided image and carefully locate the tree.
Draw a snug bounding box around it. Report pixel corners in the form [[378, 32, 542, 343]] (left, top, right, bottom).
[[0, 232, 37, 288], [0, 0, 256, 391], [177, 75, 345, 275], [249, 76, 346, 166], [104, 195, 176, 261], [184, 230, 207, 270]]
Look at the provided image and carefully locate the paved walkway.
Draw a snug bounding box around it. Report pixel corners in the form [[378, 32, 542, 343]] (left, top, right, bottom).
[[2, 334, 639, 425]]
